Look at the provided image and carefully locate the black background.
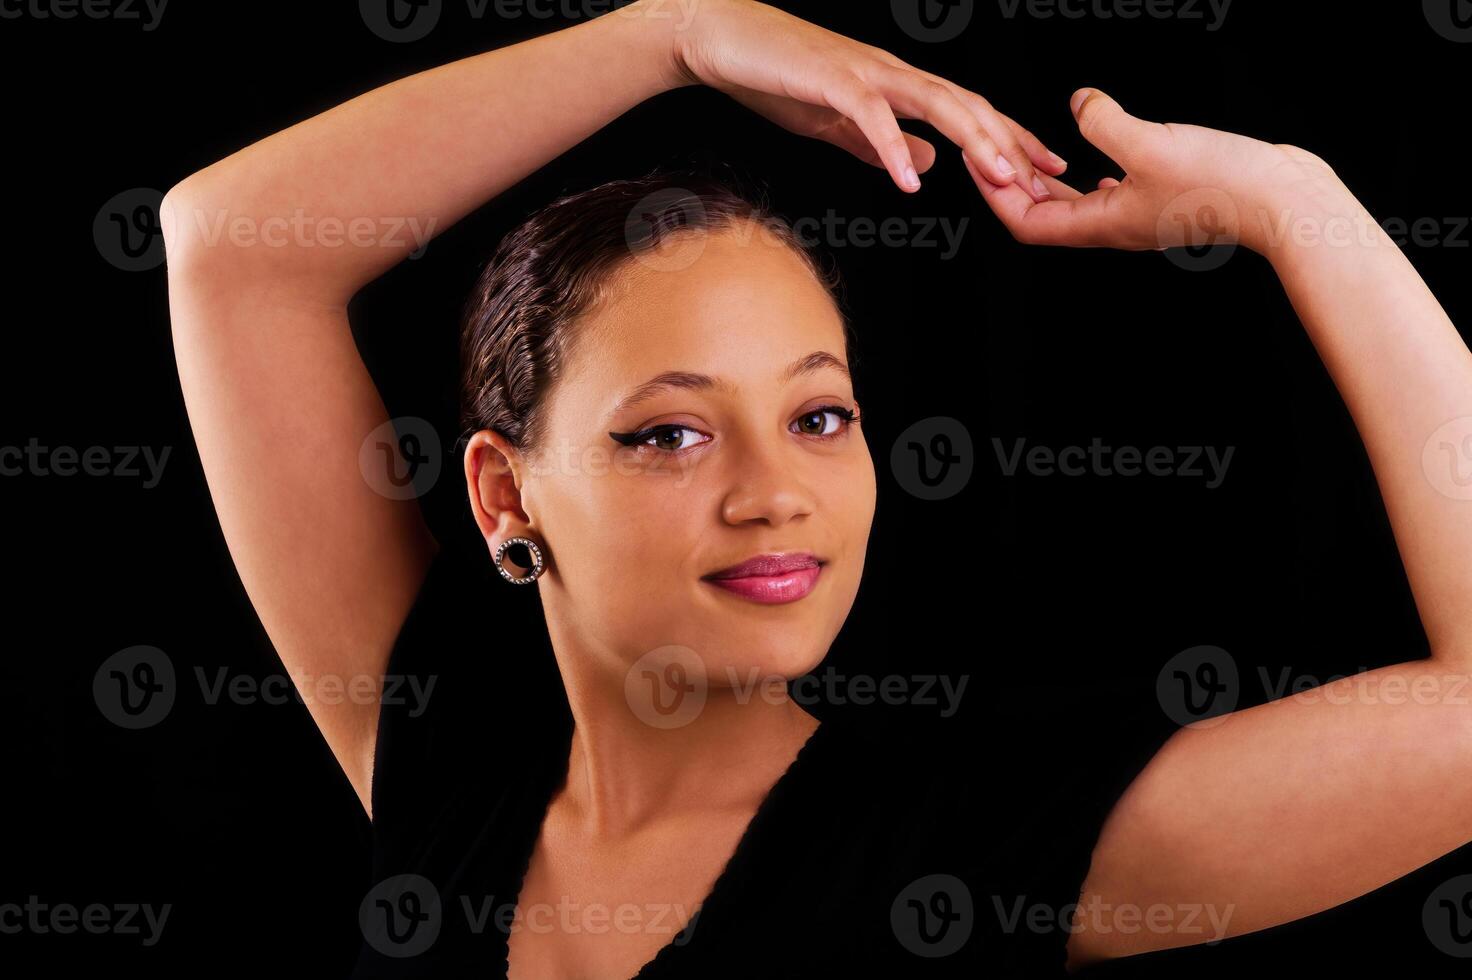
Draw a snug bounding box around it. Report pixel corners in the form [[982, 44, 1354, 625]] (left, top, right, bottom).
[[5, 0, 1472, 975]]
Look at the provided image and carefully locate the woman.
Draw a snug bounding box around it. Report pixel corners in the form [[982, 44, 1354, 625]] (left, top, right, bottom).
[[160, 0, 1472, 975]]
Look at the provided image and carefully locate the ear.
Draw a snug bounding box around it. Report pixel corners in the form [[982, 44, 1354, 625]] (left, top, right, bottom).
[[463, 429, 537, 569]]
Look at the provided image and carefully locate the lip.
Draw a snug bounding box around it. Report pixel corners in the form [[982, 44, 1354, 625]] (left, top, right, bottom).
[[701, 552, 825, 605]]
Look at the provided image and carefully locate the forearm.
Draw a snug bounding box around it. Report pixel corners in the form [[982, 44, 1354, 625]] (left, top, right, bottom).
[[1250, 179, 1472, 664], [164, 1, 687, 301]]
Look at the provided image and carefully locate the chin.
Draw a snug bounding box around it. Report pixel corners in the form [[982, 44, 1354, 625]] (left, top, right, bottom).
[[705, 635, 831, 691]]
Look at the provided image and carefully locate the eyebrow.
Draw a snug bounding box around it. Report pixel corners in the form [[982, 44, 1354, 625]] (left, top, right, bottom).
[[608, 350, 852, 419]]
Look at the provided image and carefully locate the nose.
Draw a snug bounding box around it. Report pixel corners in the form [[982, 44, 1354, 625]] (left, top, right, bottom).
[[718, 435, 817, 527]]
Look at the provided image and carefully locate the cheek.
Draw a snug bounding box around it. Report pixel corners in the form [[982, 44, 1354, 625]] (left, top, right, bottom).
[[823, 447, 877, 610], [541, 466, 707, 599], [827, 441, 878, 535]]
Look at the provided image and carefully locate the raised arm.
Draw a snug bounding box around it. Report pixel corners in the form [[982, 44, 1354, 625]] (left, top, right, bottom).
[[161, 0, 1065, 817], [966, 89, 1472, 965], [161, 5, 685, 818]]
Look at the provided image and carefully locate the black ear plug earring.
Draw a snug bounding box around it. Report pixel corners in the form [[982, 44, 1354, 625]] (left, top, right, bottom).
[[494, 536, 546, 585]]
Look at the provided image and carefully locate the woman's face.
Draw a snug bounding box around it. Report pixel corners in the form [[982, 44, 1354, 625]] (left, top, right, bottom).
[[510, 222, 876, 693]]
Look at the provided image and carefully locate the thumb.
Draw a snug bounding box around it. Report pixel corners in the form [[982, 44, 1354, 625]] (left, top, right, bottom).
[[1069, 88, 1164, 169]]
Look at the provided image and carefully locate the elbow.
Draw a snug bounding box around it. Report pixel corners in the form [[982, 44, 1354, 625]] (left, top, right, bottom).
[[159, 175, 214, 273], [1272, 142, 1340, 182], [159, 176, 200, 274], [159, 172, 276, 300], [160, 171, 357, 305]]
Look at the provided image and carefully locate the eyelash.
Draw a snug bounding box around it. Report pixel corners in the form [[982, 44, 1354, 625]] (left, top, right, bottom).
[[609, 405, 860, 454]]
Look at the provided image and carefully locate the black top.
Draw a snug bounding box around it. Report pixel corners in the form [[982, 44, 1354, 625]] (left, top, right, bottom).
[[349, 537, 1154, 978]]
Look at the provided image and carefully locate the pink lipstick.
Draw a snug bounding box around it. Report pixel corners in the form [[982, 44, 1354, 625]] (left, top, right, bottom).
[[701, 552, 824, 605]]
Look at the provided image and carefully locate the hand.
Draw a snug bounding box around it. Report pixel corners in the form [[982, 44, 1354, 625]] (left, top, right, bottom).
[[664, 0, 1065, 199], [964, 87, 1347, 254]]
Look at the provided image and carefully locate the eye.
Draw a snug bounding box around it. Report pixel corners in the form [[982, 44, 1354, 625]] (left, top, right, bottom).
[[791, 405, 858, 440], [642, 425, 709, 452], [608, 423, 713, 453]]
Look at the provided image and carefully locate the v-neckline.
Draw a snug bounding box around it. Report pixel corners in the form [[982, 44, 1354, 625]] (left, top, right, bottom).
[[496, 715, 831, 979]]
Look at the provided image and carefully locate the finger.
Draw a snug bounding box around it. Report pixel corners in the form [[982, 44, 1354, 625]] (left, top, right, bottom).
[[937, 87, 1056, 195], [821, 116, 938, 173], [1069, 88, 1168, 171], [821, 71, 924, 192], [918, 80, 1071, 175], [724, 86, 938, 182], [870, 65, 1047, 200], [963, 149, 1120, 247], [997, 111, 1069, 176], [1035, 172, 1085, 201], [890, 64, 1068, 177]]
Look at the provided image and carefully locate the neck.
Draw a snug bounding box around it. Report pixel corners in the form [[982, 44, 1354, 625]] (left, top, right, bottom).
[[546, 628, 819, 839]]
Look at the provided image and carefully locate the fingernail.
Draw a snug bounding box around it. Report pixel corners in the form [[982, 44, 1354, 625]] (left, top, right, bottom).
[[1032, 175, 1050, 198], [1048, 151, 1067, 169], [995, 154, 1017, 178], [1070, 89, 1091, 117], [902, 165, 920, 190]]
